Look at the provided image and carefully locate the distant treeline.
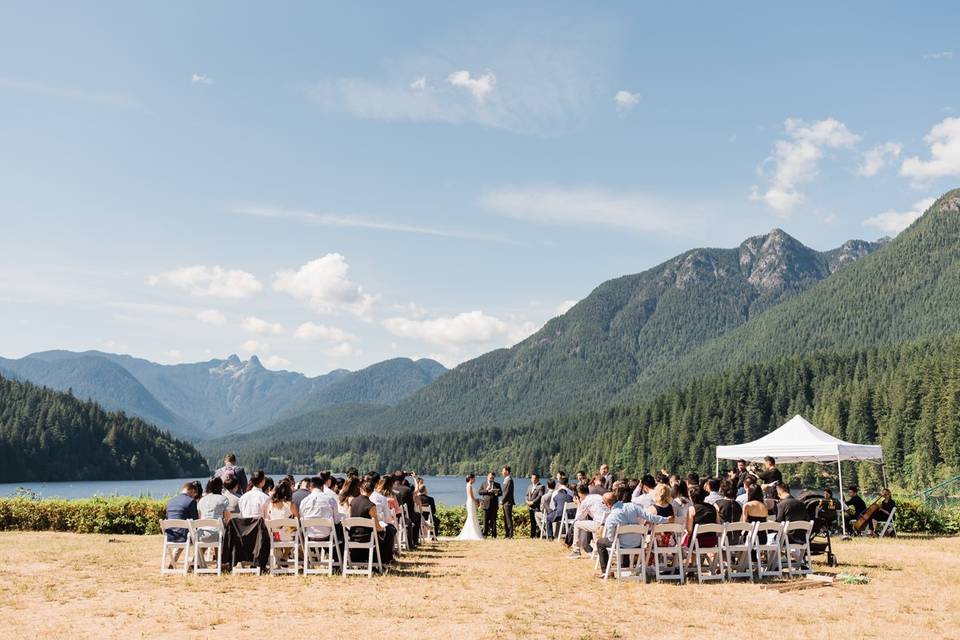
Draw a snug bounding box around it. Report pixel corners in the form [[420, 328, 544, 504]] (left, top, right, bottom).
[[228, 337, 960, 491], [0, 375, 209, 482]]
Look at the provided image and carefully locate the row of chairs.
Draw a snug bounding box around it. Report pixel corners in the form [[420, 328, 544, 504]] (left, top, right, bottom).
[[602, 520, 815, 584]]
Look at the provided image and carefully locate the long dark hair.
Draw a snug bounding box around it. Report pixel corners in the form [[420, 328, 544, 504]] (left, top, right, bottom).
[[247, 469, 266, 491], [205, 477, 223, 495], [271, 480, 292, 505], [465, 473, 476, 483], [339, 477, 360, 505]]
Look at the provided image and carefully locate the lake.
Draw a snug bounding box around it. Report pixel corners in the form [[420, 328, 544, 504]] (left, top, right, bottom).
[[0, 474, 518, 508]]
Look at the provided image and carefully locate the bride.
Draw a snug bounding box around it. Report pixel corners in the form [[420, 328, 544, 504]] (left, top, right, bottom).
[[457, 474, 484, 541]]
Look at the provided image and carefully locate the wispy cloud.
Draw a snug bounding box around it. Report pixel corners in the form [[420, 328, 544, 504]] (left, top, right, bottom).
[[924, 51, 953, 61], [191, 73, 213, 86], [858, 142, 902, 177], [0, 77, 140, 109], [228, 204, 521, 244], [900, 117, 960, 182], [448, 70, 496, 101], [614, 90, 640, 111], [480, 185, 694, 233], [863, 197, 936, 235]]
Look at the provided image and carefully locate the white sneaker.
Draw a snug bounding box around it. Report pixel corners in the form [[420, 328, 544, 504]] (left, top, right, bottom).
[[566, 550, 582, 559]]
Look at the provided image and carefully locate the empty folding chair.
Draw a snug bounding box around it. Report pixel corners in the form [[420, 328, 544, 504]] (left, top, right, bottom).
[[342, 517, 383, 577], [783, 520, 814, 577], [190, 518, 224, 575], [721, 522, 755, 581], [603, 524, 649, 582], [302, 517, 341, 576], [688, 523, 726, 583], [651, 523, 686, 584], [535, 512, 548, 540], [420, 506, 438, 543], [159, 519, 193, 575], [753, 521, 785, 579], [266, 518, 301, 575], [878, 507, 897, 538], [396, 508, 408, 552]]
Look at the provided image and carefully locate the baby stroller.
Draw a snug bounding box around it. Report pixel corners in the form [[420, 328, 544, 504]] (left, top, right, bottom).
[[798, 491, 837, 566]]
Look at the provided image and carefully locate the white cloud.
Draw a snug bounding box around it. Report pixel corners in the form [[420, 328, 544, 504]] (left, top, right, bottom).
[[261, 355, 290, 369], [751, 117, 861, 215], [410, 76, 427, 90], [0, 77, 140, 109], [863, 197, 936, 235], [447, 69, 496, 101], [556, 299, 578, 315], [858, 142, 902, 177], [148, 265, 263, 299], [240, 316, 284, 335], [924, 51, 954, 60], [239, 339, 270, 354], [326, 342, 359, 358], [293, 321, 357, 343], [164, 349, 184, 362], [191, 73, 213, 86], [197, 309, 227, 326], [614, 90, 640, 110], [900, 117, 960, 181], [481, 185, 686, 233], [273, 254, 375, 316], [382, 310, 536, 348]]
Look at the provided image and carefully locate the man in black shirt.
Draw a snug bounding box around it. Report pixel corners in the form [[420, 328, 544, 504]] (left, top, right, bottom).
[[775, 483, 810, 539], [392, 471, 420, 549], [759, 456, 783, 487], [844, 485, 868, 532]]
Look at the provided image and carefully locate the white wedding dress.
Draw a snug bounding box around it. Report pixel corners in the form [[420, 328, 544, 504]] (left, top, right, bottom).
[[457, 482, 484, 540]]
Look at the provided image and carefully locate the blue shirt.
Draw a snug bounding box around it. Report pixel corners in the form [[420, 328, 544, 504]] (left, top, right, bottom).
[[165, 493, 198, 541], [603, 501, 669, 547]]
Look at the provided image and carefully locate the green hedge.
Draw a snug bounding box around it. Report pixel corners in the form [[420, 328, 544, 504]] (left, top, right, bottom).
[[1, 497, 954, 536]]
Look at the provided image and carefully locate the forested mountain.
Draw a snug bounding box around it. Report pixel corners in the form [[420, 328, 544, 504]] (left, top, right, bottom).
[[344, 229, 884, 434], [230, 336, 960, 491], [0, 374, 209, 482], [0, 351, 445, 440], [634, 189, 960, 398]]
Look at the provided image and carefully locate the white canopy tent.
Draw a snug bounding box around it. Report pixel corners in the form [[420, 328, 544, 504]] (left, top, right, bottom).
[[715, 414, 885, 534]]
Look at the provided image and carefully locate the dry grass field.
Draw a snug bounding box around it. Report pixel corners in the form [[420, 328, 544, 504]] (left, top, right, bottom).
[[0, 532, 957, 640]]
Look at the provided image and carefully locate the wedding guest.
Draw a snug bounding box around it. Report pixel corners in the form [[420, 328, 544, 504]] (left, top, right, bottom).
[[292, 478, 311, 510], [213, 453, 248, 495], [164, 482, 199, 542], [704, 478, 723, 506], [595, 487, 670, 577], [347, 480, 384, 562], [371, 476, 397, 564], [599, 464, 614, 490], [222, 473, 241, 515], [196, 477, 231, 541], [737, 476, 756, 505], [339, 476, 360, 516], [262, 476, 275, 495], [546, 476, 573, 539], [671, 480, 692, 528], [269, 480, 295, 521], [588, 475, 606, 495], [525, 474, 545, 538], [686, 486, 719, 547], [567, 483, 609, 558], [541, 479, 556, 519], [393, 471, 420, 548], [631, 474, 656, 508], [741, 484, 770, 541], [416, 482, 440, 538], [714, 480, 742, 524], [238, 470, 271, 519]]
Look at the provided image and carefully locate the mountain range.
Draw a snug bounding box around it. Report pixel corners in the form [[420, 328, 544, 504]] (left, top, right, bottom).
[[0, 351, 445, 440]]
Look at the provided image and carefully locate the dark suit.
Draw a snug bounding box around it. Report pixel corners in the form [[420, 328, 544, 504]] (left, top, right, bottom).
[[478, 480, 502, 538], [501, 475, 515, 538], [546, 487, 573, 538], [525, 482, 545, 538], [603, 473, 614, 491], [165, 493, 198, 542], [393, 481, 420, 548]]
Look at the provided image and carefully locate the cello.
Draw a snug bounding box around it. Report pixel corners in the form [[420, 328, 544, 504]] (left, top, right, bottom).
[[853, 497, 882, 532]]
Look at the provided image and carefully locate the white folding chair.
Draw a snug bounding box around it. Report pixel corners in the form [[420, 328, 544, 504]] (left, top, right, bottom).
[[302, 517, 341, 576], [878, 507, 897, 538], [420, 506, 438, 542], [396, 508, 408, 552], [159, 519, 193, 575], [603, 524, 650, 582], [688, 523, 725, 583], [753, 521, 785, 579], [190, 518, 224, 575], [265, 518, 300, 575], [783, 520, 814, 577], [721, 522, 755, 581], [535, 512, 548, 540], [651, 523, 685, 584], [556, 505, 577, 542], [343, 517, 383, 577]]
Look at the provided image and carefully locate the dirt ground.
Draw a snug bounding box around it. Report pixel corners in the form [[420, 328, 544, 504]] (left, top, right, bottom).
[[0, 532, 956, 640]]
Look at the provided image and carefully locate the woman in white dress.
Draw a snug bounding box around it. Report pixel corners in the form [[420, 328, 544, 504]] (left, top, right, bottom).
[[457, 474, 484, 540]]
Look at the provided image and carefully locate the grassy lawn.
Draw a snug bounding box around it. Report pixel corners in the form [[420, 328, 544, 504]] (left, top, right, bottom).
[[0, 532, 956, 639]]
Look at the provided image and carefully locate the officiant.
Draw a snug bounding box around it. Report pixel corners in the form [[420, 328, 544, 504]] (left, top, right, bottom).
[[478, 472, 502, 538]]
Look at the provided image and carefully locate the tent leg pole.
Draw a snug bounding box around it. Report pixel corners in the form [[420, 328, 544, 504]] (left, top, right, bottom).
[[715, 456, 719, 477], [881, 462, 888, 489], [838, 455, 847, 536]]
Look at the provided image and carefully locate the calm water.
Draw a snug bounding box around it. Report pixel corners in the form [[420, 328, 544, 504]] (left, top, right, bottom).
[[0, 474, 496, 508]]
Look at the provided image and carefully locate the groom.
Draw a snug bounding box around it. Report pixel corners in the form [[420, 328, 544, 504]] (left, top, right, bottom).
[[478, 472, 502, 538], [501, 466, 515, 538]]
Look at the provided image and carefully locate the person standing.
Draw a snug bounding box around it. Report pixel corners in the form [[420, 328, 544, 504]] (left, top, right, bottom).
[[213, 453, 248, 495], [525, 474, 544, 538], [478, 472, 502, 538], [501, 466, 515, 538], [599, 464, 614, 491]]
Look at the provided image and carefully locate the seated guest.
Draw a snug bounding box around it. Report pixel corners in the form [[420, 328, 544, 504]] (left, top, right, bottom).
[[671, 480, 692, 525], [213, 453, 248, 495], [392, 471, 420, 549], [714, 480, 742, 524], [703, 478, 723, 506], [165, 482, 199, 542], [871, 488, 895, 533], [348, 480, 384, 562], [221, 474, 242, 515], [685, 473, 700, 491], [338, 476, 360, 516], [648, 483, 674, 520], [630, 474, 657, 508], [774, 483, 809, 542], [686, 486, 720, 547], [292, 478, 311, 510], [737, 476, 756, 506], [370, 477, 397, 564], [567, 484, 609, 558], [417, 482, 440, 538], [262, 476, 275, 496], [196, 477, 231, 541], [588, 475, 606, 495], [595, 487, 670, 578], [238, 470, 271, 519], [741, 484, 770, 542], [546, 476, 574, 538]]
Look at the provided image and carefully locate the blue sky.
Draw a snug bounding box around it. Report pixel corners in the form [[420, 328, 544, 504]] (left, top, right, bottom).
[[2, 2, 959, 375]]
